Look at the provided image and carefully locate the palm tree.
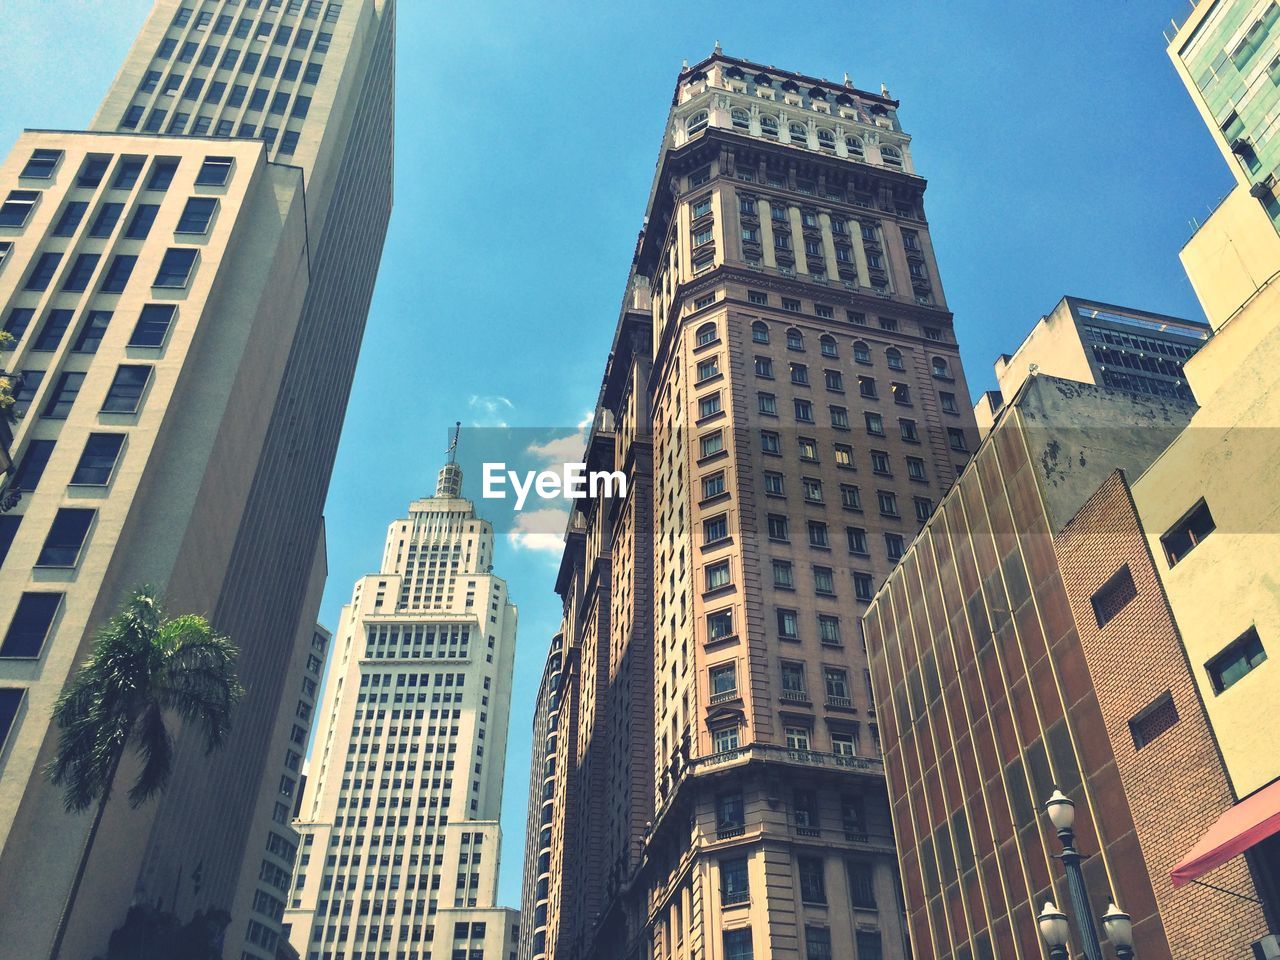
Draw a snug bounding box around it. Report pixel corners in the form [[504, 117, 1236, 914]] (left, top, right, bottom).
[[45, 586, 244, 960]]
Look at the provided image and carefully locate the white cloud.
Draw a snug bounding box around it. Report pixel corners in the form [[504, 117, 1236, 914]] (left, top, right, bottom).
[[507, 507, 570, 555], [524, 410, 595, 468], [468, 394, 514, 427]]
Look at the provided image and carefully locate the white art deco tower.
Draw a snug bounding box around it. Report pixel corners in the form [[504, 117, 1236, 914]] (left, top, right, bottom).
[[284, 445, 520, 960]]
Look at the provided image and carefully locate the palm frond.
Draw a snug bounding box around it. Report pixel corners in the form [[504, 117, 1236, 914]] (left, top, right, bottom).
[[153, 616, 243, 753], [127, 701, 173, 808]]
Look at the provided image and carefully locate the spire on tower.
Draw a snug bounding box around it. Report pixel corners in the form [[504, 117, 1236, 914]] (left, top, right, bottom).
[[436, 421, 464, 498]]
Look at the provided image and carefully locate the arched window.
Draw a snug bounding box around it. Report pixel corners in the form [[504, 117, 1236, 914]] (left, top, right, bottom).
[[845, 136, 864, 157], [760, 115, 779, 139], [687, 111, 709, 135], [820, 335, 838, 358], [816, 128, 836, 150], [731, 108, 750, 130], [880, 145, 903, 167], [932, 356, 951, 378], [886, 348, 905, 371], [788, 122, 808, 145], [752, 321, 770, 344], [853, 340, 871, 364], [696, 322, 717, 346], [786, 328, 804, 351]]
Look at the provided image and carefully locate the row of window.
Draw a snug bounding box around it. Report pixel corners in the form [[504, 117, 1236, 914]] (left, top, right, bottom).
[[16, 150, 231, 189]]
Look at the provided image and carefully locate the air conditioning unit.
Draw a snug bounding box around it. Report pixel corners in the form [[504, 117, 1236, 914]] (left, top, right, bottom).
[[1253, 935, 1280, 959], [1250, 174, 1275, 199], [1232, 135, 1255, 156]]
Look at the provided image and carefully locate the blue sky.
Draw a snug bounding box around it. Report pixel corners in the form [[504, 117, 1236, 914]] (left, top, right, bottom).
[[0, 0, 1232, 910]]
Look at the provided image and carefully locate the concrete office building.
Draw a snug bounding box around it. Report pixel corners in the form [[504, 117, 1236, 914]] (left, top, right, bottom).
[[282, 454, 519, 960], [972, 296, 1209, 436], [0, 1, 395, 956], [864, 369, 1277, 959], [528, 49, 980, 960]]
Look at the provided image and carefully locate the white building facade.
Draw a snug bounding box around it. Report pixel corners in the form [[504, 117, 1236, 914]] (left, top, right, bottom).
[[285, 457, 519, 960]]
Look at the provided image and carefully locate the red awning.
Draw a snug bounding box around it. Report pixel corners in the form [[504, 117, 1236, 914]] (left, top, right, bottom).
[[1171, 778, 1280, 887]]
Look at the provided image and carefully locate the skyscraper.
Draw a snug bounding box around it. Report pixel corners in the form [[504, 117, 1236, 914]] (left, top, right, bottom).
[[0, 1, 395, 955], [283, 451, 519, 960], [526, 49, 979, 960]]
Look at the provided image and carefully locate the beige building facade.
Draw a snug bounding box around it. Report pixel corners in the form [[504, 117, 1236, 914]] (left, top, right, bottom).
[[0, 1, 395, 956], [283, 458, 519, 960], [527, 50, 981, 960]]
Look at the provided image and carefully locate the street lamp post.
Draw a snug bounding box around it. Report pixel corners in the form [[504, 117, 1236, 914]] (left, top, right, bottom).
[[1044, 788, 1106, 960]]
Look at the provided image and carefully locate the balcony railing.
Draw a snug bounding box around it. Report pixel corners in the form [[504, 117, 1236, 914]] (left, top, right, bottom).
[[825, 695, 853, 709], [779, 689, 810, 703], [709, 689, 739, 706]]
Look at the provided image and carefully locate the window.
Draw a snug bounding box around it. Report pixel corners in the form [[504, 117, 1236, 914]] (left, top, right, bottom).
[[786, 327, 803, 348], [703, 514, 729, 544], [797, 856, 826, 903], [154, 248, 198, 288], [21, 148, 62, 179], [25, 251, 62, 291], [892, 382, 912, 405], [147, 159, 179, 191], [948, 428, 968, 452], [1128, 692, 1179, 750], [794, 399, 813, 422], [1161, 499, 1215, 566], [707, 609, 733, 640], [818, 615, 841, 646], [846, 527, 868, 555], [42, 372, 84, 419], [710, 662, 737, 698], [858, 376, 877, 400], [129, 304, 177, 347], [848, 861, 877, 908], [781, 661, 806, 697], [62, 253, 100, 292], [886, 348, 905, 371], [824, 369, 843, 391], [814, 566, 835, 595], [176, 197, 218, 234], [88, 203, 125, 238], [717, 793, 745, 833], [706, 560, 732, 591], [808, 520, 828, 547], [785, 727, 812, 753], [790, 362, 809, 386], [760, 430, 780, 455], [777, 608, 799, 640], [696, 357, 719, 382], [1090, 565, 1137, 627], [940, 391, 958, 414], [877, 490, 898, 517], [0, 593, 63, 658], [830, 406, 849, 429], [834, 444, 853, 468], [34, 310, 74, 351], [74, 310, 112, 354], [699, 393, 722, 419], [794, 788, 818, 829], [856, 931, 883, 960], [10, 370, 44, 417], [802, 477, 822, 502], [840, 484, 861, 510], [721, 858, 750, 906], [854, 573, 874, 602], [824, 667, 850, 704], [885, 533, 905, 561], [772, 559, 794, 588], [1208, 627, 1267, 694], [12, 440, 55, 493], [798, 437, 818, 460], [101, 365, 152, 414], [907, 457, 926, 481], [767, 514, 788, 541], [699, 431, 724, 459], [763, 471, 784, 496], [0, 190, 39, 228], [757, 392, 777, 416], [36, 508, 95, 567], [304, 61, 323, 84], [713, 726, 740, 754], [51, 201, 88, 237], [865, 412, 884, 436], [71, 434, 125, 486], [125, 204, 160, 240], [702, 471, 726, 500], [100, 255, 137, 294], [932, 356, 952, 378], [755, 356, 774, 378], [3, 308, 33, 341], [748, 291, 768, 308], [914, 497, 933, 522]]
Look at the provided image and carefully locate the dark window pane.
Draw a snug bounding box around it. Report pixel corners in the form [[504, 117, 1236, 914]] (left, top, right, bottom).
[[0, 687, 24, 749], [76, 155, 110, 188], [11, 439, 55, 493], [129, 305, 176, 347], [0, 515, 21, 568], [51, 201, 89, 237], [33, 310, 74, 351], [112, 157, 145, 189], [10, 370, 45, 418], [42, 372, 84, 419], [125, 204, 160, 240], [0, 593, 64, 657], [154, 249, 198, 288], [73, 310, 112, 354], [88, 202, 125, 238], [71, 434, 125, 486], [3, 308, 34, 341], [36, 508, 94, 567], [176, 197, 217, 234], [61, 253, 99, 292], [25, 251, 62, 291], [102, 365, 151, 413], [147, 158, 179, 191], [100, 255, 137, 294]]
